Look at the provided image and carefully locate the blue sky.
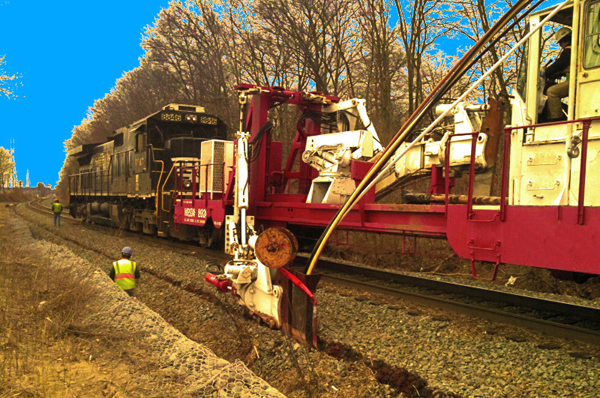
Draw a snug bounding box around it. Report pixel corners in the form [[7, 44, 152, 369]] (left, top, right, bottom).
[[0, 0, 171, 187]]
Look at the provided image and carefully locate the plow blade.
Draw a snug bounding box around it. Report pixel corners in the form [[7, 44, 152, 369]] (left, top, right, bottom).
[[277, 268, 321, 347]]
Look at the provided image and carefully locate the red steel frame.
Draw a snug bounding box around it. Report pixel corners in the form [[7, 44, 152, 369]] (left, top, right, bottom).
[[172, 84, 600, 276]]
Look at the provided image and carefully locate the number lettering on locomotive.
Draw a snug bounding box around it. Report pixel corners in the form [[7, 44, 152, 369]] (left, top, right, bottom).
[[200, 116, 217, 125], [161, 113, 182, 122], [184, 208, 196, 218]]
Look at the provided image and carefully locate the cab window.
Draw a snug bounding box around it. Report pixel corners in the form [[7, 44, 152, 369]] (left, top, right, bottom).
[[584, 1, 600, 69]]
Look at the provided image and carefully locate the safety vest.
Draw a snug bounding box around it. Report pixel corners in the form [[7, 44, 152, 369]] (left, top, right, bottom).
[[52, 203, 63, 214], [113, 259, 137, 291]]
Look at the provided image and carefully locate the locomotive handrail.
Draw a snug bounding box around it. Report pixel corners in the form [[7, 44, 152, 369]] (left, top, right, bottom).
[[578, 121, 592, 225], [446, 117, 600, 226], [148, 144, 165, 218], [154, 159, 165, 217], [501, 116, 600, 132], [443, 131, 482, 220], [73, 169, 97, 197], [170, 162, 232, 217], [177, 164, 201, 200], [161, 164, 177, 213]]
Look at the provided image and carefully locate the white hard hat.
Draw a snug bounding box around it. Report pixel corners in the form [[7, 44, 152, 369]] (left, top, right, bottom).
[[554, 27, 572, 43]]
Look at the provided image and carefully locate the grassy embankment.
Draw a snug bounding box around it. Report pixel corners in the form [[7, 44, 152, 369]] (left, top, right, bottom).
[[0, 206, 187, 397]]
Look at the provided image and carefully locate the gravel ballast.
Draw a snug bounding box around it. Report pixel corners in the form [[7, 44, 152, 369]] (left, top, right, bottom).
[[12, 202, 600, 397]]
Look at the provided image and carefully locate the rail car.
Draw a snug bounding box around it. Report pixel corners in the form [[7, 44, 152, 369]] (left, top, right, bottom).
[[67, 104, 228, 245]]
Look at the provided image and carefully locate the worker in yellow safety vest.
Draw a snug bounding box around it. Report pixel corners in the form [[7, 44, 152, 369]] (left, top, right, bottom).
[[109, 246, 140, 297], [51, 198, 63, 227]]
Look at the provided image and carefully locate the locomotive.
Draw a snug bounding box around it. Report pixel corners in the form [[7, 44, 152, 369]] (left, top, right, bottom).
[[67, 104, 228, 245]]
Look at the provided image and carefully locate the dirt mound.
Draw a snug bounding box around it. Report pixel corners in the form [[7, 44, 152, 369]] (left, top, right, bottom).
[[0, 189, 37, 202]]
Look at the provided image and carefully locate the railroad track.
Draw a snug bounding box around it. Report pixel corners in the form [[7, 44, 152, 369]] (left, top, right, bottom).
[[25, 198, 228, 265], [27, 198, 77, 220], [20, 198, 252, 340], [24, 199, 600, 346], [295, 254, 600, 346]]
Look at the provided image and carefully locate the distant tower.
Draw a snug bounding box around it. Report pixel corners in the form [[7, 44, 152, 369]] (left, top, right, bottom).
[[26, 170, 30, 187]]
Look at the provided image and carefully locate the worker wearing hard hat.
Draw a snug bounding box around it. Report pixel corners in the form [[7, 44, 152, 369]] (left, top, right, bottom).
[[51, 198, 63, 227], [109, 247, 140, 297], [543, 27, 572, 122]]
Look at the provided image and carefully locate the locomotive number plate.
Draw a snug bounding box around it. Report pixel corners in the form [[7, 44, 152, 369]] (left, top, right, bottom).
[[184, 208, 196, 218], [183, 207, 207, 221], [200, 116, 217, 125], [161, 113, 182, 122]]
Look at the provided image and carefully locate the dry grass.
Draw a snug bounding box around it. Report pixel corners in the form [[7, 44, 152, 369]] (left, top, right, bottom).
[[0, 214, 190, 397], [0, 241, 99, 396]]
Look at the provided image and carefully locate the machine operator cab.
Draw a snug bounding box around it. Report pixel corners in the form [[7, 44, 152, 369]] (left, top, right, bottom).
[[509, 0, 600, 207]]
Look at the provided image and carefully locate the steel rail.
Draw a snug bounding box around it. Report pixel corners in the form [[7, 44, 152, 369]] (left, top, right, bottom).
[[298, 254, 600, 345]]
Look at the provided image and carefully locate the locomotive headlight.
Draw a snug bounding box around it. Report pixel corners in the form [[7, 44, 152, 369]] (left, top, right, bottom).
[[185, 114, 198, 123], [183, 179, 192, 189]]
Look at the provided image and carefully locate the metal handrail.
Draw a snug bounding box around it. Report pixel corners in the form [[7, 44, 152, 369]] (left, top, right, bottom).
[[441, 117, 600, 224], [443, 132, 483, 220]]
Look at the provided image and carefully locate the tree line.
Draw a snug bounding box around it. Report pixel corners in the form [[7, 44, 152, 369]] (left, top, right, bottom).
[[0, 147, 15, 190], [57, 0, 525, 192]]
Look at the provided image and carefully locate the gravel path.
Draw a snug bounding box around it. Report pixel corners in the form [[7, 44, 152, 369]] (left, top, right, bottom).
[[14, 203, 392, 397], [13, 201, 600, 397]]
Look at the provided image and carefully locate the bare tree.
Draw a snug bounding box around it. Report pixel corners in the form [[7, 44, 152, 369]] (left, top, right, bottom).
[[0, 56, 19, 99], [256, 0, 361, 96], [449, 0, 527, 101], [219, 0, 309, 90], [0, 147, 15, 190], [141, 0, 237, 126], [355, 0, 404, 142], [394, 0, 459, 114]]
